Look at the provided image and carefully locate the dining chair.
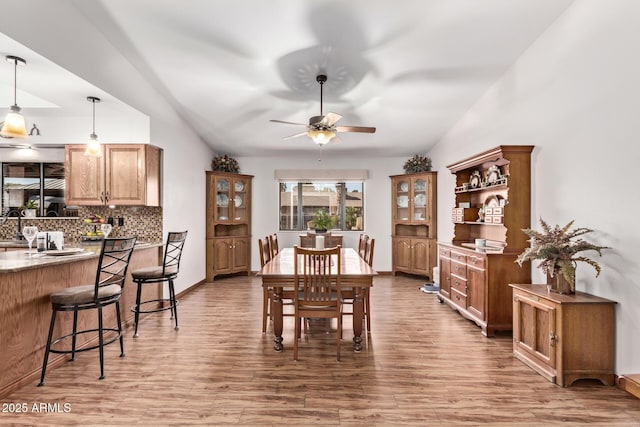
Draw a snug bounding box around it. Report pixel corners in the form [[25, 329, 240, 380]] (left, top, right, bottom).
[[299, 234, 314, 248], [326, 234, 343, 247], [293, 245, 342, 361], [268, 233, 279, 258], [130, 231, 188, 337], [358, 234, 369, 258], [342, 237, 374, 332], [38, 237, 137, 385], [258, 236, 273, 333]]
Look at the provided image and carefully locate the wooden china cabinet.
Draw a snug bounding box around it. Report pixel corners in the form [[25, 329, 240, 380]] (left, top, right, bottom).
[[390, 172, 437, 279], [438, 145, 533, 336], [65, 144, 162, 206], [206, 171, 253, 281]]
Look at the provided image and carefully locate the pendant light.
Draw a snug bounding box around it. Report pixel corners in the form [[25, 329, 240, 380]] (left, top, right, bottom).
[[0, 55, 28, 139], [84, 96, 102, 157]]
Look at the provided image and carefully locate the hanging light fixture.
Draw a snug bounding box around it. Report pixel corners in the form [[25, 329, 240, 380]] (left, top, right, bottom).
[[1, 55, 28, 139], [84, 96, 102, 157]]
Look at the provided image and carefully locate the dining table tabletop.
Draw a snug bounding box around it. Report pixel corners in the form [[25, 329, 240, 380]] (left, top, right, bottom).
[[258, 247, 377, 352]]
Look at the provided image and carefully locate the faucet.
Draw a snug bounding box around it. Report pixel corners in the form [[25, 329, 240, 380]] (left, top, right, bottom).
[[1, 209, 24, 240]]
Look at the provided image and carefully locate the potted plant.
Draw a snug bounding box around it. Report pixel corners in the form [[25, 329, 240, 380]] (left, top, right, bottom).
[[311, 210, 335, 233], [21, 200, 38, 218], [211, 154, 240, 173], [515, 218, 609, 294]]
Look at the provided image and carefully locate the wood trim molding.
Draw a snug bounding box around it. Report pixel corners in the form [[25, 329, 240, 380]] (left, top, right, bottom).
[[617, 375, 640, 400]]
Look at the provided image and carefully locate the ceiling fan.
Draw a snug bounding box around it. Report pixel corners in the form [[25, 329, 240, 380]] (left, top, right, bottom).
[[270, 74, 376, 146]]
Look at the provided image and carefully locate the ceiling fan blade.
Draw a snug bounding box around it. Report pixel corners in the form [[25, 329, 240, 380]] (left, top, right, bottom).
[[282, 131, 308, 140], [270, 119, 307, 126], [319, 112, 342, 127], [336, 125, 376, 133]]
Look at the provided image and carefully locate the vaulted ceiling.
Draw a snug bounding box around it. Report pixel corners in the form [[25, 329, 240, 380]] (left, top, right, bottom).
[[1, 0, 573, 156]]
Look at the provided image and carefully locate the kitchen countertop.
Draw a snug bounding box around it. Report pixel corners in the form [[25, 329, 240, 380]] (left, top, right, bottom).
[[0, 240, 163, 273]]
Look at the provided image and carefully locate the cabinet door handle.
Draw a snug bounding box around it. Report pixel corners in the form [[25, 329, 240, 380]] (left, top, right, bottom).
[[105, 191, 109, 202], [549, 332, 558, 347], [100, 192, 104, 203]]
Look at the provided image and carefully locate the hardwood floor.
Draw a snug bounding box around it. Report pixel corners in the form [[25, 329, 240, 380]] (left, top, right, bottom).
[[2, 274, 639, 426]]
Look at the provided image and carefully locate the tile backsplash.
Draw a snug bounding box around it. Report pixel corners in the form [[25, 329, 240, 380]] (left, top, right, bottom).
[[0, 206, 162, 243]]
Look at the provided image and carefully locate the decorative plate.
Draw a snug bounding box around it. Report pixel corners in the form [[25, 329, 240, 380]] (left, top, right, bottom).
[[486, 166, 501, 184], [484, 195, 503, 208], [399, 182, 409, 192], [45, 248, 86, 256], [414, 194, 426, 207], [414, 180, 426, 191], [217, 180, 229, 192], [217, 194, 229, 207], [234, 195, 243, 208], [469, 170, 482, 189], [396, 195, 409, 208], [235, 181, 244, 192]]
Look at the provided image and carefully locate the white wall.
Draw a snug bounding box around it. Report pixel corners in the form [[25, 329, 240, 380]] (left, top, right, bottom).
[[429, 0, 640, 375], [0, 0, 213, 294], [239, 154, 408, 273]]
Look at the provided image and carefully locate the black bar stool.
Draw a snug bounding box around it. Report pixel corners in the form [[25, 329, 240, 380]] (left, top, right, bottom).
[[130, 231, 188, 337], [38, 237, 137, 385]]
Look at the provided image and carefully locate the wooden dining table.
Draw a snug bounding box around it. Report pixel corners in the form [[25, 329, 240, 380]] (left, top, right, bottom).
[[258, 247, 377, 352]]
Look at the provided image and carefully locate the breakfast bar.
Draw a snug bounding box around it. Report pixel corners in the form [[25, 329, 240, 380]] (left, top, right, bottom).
[[0, 243, 162, 398]]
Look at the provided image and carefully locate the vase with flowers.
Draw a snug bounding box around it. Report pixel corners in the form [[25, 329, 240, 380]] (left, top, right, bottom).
[[211, 154, 240, 173], [515, 218, 609, 294], [403, 154, 432, 174]]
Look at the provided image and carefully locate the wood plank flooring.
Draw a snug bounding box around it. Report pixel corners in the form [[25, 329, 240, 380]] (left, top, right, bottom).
[[2, 274, 640, 426]]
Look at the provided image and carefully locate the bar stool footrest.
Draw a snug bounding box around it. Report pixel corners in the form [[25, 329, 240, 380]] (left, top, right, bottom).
[[131, 298, 179, 315], [48, 328, 122, 354]]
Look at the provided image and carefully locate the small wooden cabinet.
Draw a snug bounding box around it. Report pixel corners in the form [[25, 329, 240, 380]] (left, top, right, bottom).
[[438, 146, 533, 335], [390, 172, 437, 279], [65, 144, 162, 206], [206, 171, 253, 281], [510, 284, 616, 387]]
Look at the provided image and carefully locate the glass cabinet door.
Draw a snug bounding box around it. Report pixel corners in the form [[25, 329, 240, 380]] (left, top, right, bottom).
[[215, 178, 230, 221], [395, 179, 410, 222], [232, 178, 248, 222], [413, 178, 427, 222]]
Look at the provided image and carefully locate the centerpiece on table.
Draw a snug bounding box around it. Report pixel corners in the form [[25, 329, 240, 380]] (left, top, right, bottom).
[[311, 210, 335, 233], [515, 218, 609, 294], [211, 154, 240, 173], [403, 154, 432, 174]]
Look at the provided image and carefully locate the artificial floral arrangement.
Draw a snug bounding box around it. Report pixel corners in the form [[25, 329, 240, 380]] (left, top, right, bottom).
[[211, 154, 240, 173], [515, 218, 609, 293], [403, 154, 432, 174]]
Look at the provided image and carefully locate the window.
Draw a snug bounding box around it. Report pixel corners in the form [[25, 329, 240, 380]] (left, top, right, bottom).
[[279, 181, 364, 231], [1, 162, 72, 217]]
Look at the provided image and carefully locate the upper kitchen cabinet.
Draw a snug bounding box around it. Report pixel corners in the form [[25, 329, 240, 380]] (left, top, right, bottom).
[[65, 144, 162, 206]]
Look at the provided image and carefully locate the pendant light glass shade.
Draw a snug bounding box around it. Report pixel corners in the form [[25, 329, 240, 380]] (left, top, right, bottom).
[[84, 96, 102, 157], [1, 56, 28, 139], [307, 129, 335, 146]]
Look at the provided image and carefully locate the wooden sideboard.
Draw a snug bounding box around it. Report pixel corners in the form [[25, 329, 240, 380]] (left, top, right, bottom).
[[510, 283, 616, 387]]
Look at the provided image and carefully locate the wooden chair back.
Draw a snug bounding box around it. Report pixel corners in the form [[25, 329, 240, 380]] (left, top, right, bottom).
[[358, 234, 369, 258], [269, 233, 279, 257], [258, 237, 272, 267], [364, 238, 375, 267], [299, 235, 314, 248]]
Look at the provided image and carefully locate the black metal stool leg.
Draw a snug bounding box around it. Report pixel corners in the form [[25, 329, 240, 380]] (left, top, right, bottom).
[[133, 281, 142, 338], [98, 305, 105, 380], [38, 308, 57, 386], [169, 279, 179, 330], [71, 309, 78, 361], [116, 301, 125, 357]]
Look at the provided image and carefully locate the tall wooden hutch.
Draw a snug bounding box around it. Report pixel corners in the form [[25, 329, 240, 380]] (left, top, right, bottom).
[[206, 171, 253, 282], [437, 146, 533, 336], [390, 171, 437, 279]]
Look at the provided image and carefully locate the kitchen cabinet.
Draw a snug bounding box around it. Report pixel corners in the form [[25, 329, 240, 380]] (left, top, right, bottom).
[[389, 172, 437, 279], [65, 144, 161, 206], [206, 171, 253, 281], [437, 146, 533, 336], [510, 284, 615, 387]]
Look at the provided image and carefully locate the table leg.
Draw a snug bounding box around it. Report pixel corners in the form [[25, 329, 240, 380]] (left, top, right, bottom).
[[352, 287, 364, 352], [272, 287, 283, 352]]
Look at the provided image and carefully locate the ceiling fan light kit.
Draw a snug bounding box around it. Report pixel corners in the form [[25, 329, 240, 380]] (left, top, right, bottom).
[[1, 55, 28, 139], [84, 96, 102, 157], [270, 74, 375, 146]]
